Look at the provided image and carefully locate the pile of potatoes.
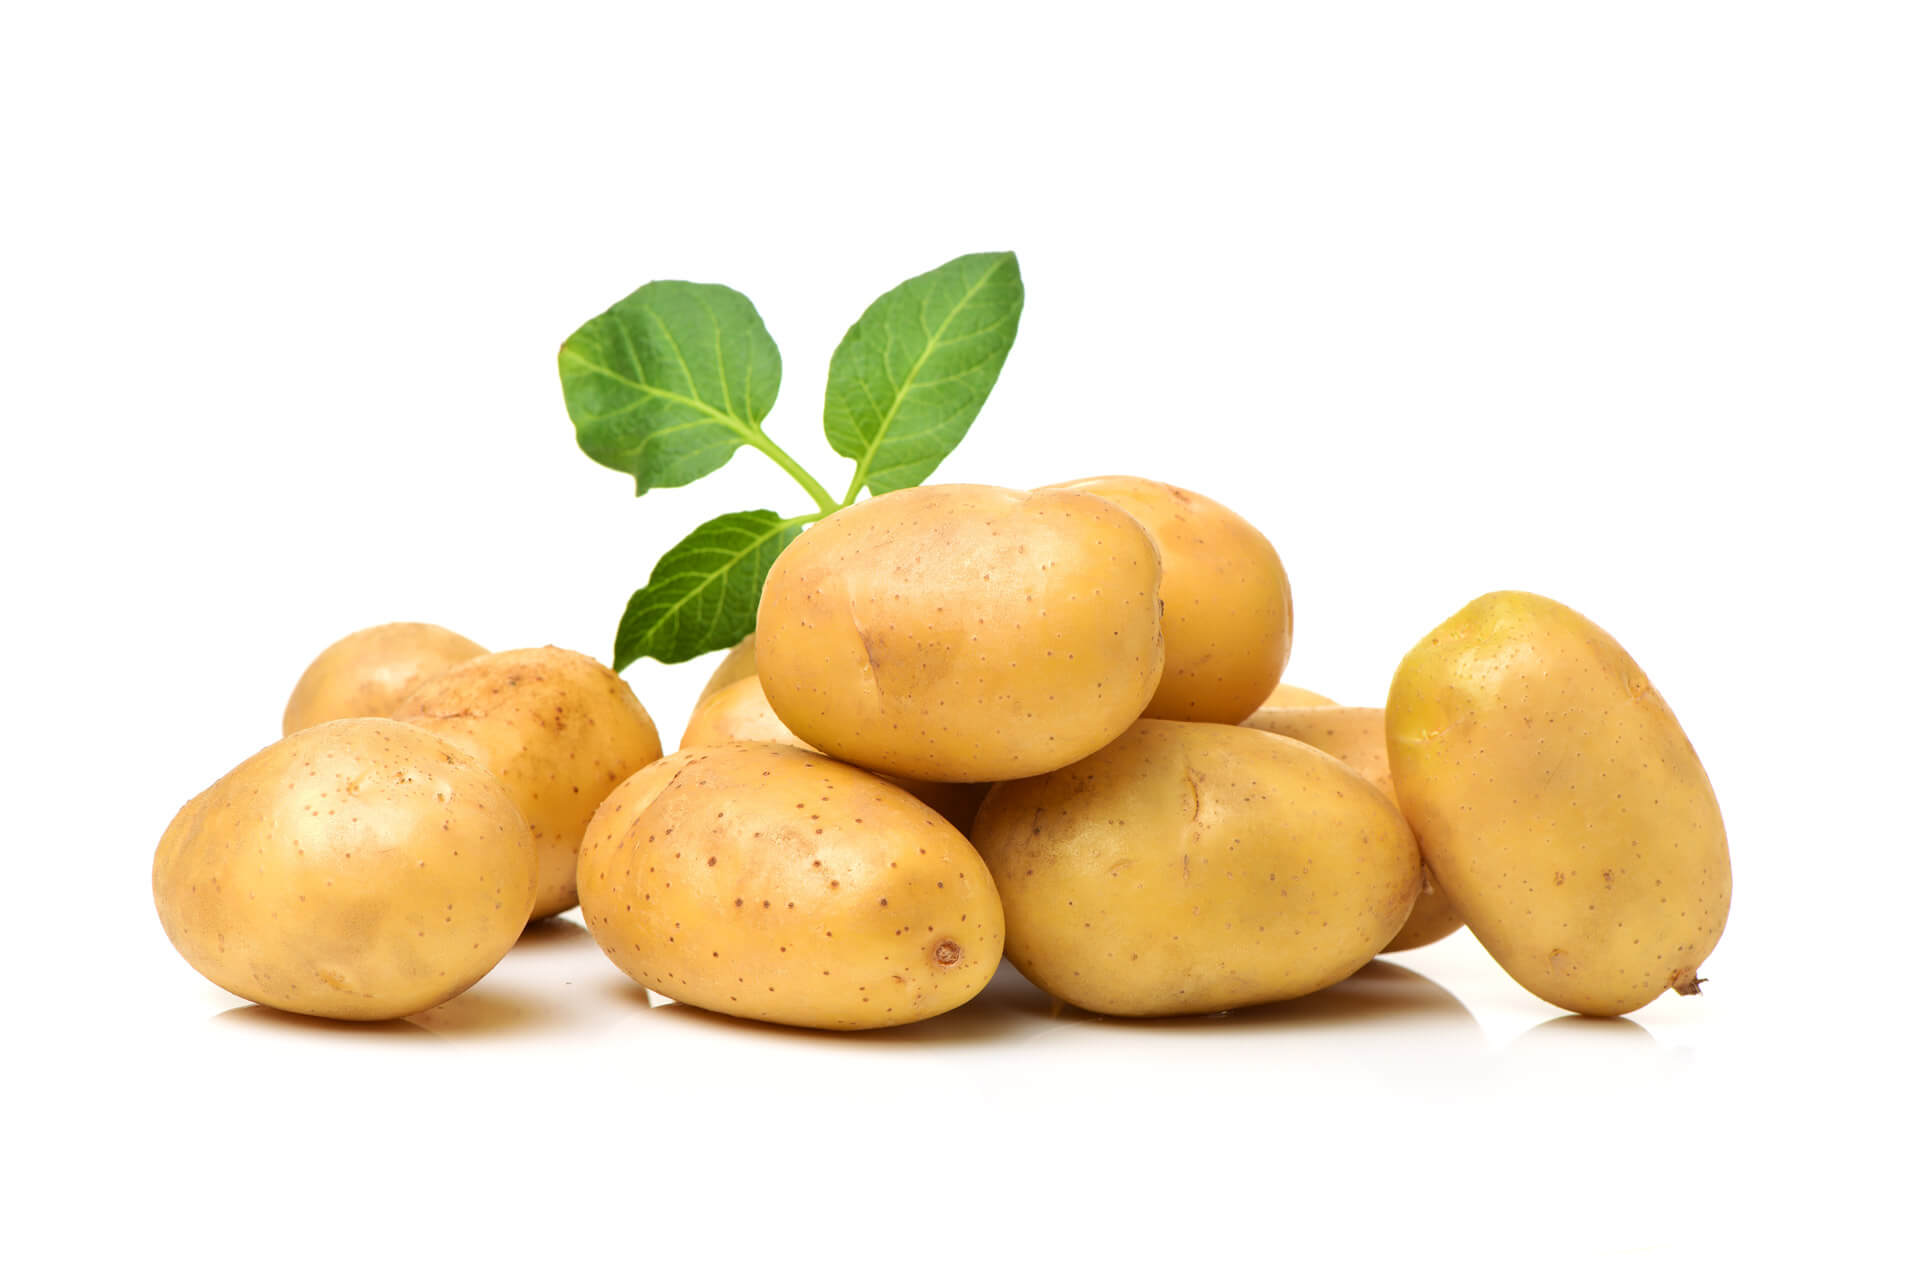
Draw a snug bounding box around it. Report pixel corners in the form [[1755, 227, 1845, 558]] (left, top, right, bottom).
[[153, 478, 1731, 1029]]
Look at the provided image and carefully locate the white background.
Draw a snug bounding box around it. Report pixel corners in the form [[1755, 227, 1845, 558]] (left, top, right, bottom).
[[5, 2, 1915, 1273]]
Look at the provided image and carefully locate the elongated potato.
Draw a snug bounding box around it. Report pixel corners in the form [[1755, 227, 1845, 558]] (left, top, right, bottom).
[[282, 622, 486, 735], [757, 484, 1165, 782], [681, 675, 989, 831], [395, 646, 662, 920], [1243, 705, 1463, 951], [1047, 476, 1292, 723], [578, 744, 1005, 1030], [973, 720, 1422, 1016], [153, 719, 537, 1020], [1386, 591, 1731, 1016]]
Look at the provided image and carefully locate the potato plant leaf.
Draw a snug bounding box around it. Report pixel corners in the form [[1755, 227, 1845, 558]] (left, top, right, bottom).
[[612, 510, 804, 669], [824, 252, 1023, 497], [560, 281, 783, 496]]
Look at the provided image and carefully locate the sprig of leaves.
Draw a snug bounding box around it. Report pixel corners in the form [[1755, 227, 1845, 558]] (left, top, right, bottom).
[[560, 252, 1023, 671]]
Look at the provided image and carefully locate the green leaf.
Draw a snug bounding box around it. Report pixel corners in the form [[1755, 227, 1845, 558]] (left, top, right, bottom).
[[824, 251, 1023, 498], [612, 510, 804, 669], [560, 281, 782, 496]]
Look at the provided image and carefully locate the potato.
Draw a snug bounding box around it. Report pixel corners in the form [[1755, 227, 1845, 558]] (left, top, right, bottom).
[[394, 646, 663, 920], [681, 675, 989, 831], [282, 622, 486, 735], [757, 483, 1165, 782], [1242, 705, 1463, 951], [1047, 476, 1292, 723], [1386, 591, 1732, 1016], [697, 634, 759, 704], [972, 720, 1422, 1016], [578, 744, 1005, 1030], [152, 719, 537, 1021], [1259, 681, 1337, 710]]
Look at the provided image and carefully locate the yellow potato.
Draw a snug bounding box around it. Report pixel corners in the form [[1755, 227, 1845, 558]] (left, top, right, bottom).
[[153, 719, 537, 1020], [1258, 681, 1337, 710], [282, 622, 486, 735], [394, 646, 663, 920], [578, 744, 1005, 1030], [1242, 705, 1463, 952], [758, 483, 1165, 781], [972, 720, 1422, 1016], [1048, 476, 1292, 723], [681, 675, 989, 831], [1386, 591, 1732, 1016], [696, 634, 759, 704]]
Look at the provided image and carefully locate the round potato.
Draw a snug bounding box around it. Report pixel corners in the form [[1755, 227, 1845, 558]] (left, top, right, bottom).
[[972, 719, 1422, 1017], [681, 675, 989, 831], [757, 484, 1165, 782], [1047, 476, 1292, 723], [1258, 681, 1337, 710], [579, 744, 1006, 1030], [153, 719, 537, 1021], [282, 622, 486, 735], [696, 634, 759, 704], [1242, 705, 1463, 952], [394, 646, 663, 920]]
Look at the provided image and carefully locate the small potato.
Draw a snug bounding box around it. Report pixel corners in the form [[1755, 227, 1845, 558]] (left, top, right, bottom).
[[681, 675, 989, 831], [1242, 705, 1463, 952], [1258, 681, 1337, 710], [696, 634, 760, 704], [282, 622, 486, 735], [973, 720, 1422, 1016], [758, 483, 1165, 782], [153, 719, 537, 1021], [1047, 476, 1292, 723], [1387, 592, 1732, 1016], [578, 744, 1005, 1030], [395, 646, 663, 920]]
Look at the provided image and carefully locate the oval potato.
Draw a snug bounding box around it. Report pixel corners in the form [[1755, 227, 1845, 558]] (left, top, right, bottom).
[[1258, 681, 1337, 710], [578, 744, 1005, 1030], [696, 634, 760, 705], [973, 720, 1422, 1016], [757, 484, 1165, 782], [282, 622, 486, 735]]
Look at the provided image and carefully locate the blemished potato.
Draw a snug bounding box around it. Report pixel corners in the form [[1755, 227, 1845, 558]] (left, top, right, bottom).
[[757, 483, 1165, 782], [578, 744, 1006, 1030], [153, 719, 537, 1021], [282, 622, 486, 735], [1047, 476, 1292, 724], [1386, 591, 1732, 1016], [697, 634, 759, 704], [681, 675, 989, 831], [1259, 681, 1337, 710], [394, 646, 663, 920], [972, 720, 1422, 1017], [1242, 705, 1463, 952]]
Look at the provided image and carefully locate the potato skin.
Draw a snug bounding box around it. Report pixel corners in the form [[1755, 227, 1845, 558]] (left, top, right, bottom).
[[1259, 681, 1337, 710], [282, 622, 486, 735], [972, 720, 1422, 1017], [1385, 591, 1732, 1016], [153, 719, 537, 1020], [1048, 476, 1292, 724], [578, 744, 1005, 1030], [757, 484, 1165, 782], [394, 647, 663, 920], [696, 634, 759, 704], [1243, 706, 1463, 952]]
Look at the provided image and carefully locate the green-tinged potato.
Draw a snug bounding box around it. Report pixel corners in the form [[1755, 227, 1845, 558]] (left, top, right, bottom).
[[697, 634, 759, 704], [578, 744, 1005, 1030], [1386, 591, 1732, 1016], [153, 719, 537, 1021], [282, 622, 486, 735], [1047, 476, 1292, 723], [395, 646, 663, 920], [681, 675, 989, 831], [1259, 681, 1337, 710], [757, 484, 1165, 782], [972, 720, 1422, 1017], [1243, 705, 1463, 952]]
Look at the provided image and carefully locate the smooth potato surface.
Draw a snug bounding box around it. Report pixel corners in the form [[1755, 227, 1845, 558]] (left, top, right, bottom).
[[973, 720, 1422, 1017], [1386, 591, 1731, 1016], [756, 484, 1165, 782], [395, 646, 663, 920], [1048, 476, 1292, 723], [282, 622, 486, 735], [578, 744, 1005, 1030], [152, 719, 537, 1020], [1259, 681, 1337, 710], [1243, 705, 1463, 952], [696, 634, 759, 704]]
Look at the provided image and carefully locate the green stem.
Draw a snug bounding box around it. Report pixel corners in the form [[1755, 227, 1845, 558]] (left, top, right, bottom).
[[839, 468, 867, 508], [749, 431, 838, 513]]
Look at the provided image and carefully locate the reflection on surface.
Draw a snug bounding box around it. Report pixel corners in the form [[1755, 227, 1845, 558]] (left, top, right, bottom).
[[1522, 1013, 1657, 1047], [408, 987, 562, 1038], [214, 1004, 439, 1041], [513, 915, 591, 952]]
